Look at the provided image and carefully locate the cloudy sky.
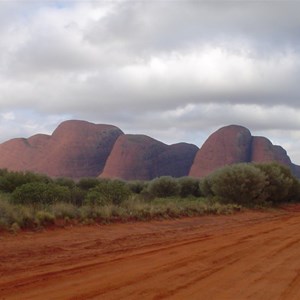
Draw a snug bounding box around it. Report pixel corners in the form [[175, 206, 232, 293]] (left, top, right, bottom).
[[1, 0, 300, 163]]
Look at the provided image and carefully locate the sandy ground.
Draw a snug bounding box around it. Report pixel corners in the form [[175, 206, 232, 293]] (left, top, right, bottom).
[[1, 207, 300, 299]]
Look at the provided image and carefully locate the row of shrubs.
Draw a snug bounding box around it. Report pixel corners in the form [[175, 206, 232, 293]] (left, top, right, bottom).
[[1, 162, 299, 207], [0, 162, 300, 232], [0, 171, 202, 206]]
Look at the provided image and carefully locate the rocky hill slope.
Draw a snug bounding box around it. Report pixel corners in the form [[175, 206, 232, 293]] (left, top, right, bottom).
[[189, 125, 299, 178], [0, 121, 298, 179], [0, 120, 123, 178], [100, 134, 198, 180]]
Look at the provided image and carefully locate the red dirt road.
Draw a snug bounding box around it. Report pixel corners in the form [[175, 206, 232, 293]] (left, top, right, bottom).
[[2, 208, 300, 299]]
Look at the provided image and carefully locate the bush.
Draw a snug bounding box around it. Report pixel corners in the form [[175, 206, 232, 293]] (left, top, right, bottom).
[[77, 178, 100, 191], [201, 163, 267, 206], [11, 182, 71, 205], [70, 186, 86, 206], [84, 180, 131, 206], [54, 177, 75, 189], [0, 171, 51, 193], [254, 163, 300, 204], [178, 177, 201, 198], [199, 176, 214, 197], [127, 180, 147, 194], [147, 176, 180, 198]]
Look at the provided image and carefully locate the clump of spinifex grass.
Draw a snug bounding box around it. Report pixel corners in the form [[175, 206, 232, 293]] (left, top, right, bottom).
[[0, 195, 241, 232]]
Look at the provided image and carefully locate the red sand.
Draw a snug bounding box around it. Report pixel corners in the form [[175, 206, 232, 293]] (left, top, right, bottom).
[[1, 208, 300, 299]]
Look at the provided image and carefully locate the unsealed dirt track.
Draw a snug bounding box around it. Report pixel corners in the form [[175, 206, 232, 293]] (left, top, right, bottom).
[[2, 207, 300, 299]]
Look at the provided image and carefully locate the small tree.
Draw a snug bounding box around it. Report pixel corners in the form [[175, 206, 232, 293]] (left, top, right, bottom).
[[254, 163, 299, 204], [11, 182, 71, 205], [54, 177, 75, 189], [148, 176, 180, 198], [77, 178, 100, 191], [202, 163, 268, 206], [178, 177, 201, 198], [84, 180, 131, 206], [70, 186, 86, 206], [0, 171, 51, 193], [127, 180, 147, 194]]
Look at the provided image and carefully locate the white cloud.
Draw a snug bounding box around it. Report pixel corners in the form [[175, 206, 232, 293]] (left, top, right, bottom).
[[1, 112, 15, 121], [0, 1, 300, 164]]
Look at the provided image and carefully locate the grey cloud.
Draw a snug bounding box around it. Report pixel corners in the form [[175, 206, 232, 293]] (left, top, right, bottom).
[[86, 1, 300, 55], [0, 1, 300, 163]]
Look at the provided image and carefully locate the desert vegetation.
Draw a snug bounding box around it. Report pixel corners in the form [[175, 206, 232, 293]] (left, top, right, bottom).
[[0, 162, 299, 232]]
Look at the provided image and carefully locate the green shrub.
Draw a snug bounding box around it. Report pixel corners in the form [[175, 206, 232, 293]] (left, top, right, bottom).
[[54, 177, 75, 189], [70, 186, 86, 206], [85, 189, 109, 206], [42, 184, 71, 204], [84, 180, 131, 206], [199, 176, 214, 197], [0, 171, 51, 193], [178, 177, 201, 198], [77, 178, 100, 191], [127, 180, 147, 194], [11, 182, 71, 205], [254, 163, 300, 204], [201, 163, 267, 206], [147, 176, 180, 198]]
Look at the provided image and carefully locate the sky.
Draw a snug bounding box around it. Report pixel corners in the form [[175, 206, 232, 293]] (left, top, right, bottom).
[[1, 0, 300, 163]]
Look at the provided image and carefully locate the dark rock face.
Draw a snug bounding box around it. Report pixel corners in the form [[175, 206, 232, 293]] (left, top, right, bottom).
[[100, 134, 164, 180], [155, 143, 199, 179], [189, 125, 298, 178], [100, 135, 198, 180], [292, 164, 300, 178], [251, 137, 291, 166], [0, 120, 123, 178], [189, 125, 252, 177]]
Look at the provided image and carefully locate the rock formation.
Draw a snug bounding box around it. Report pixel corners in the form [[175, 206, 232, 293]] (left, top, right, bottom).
[[189, 125, 297, 178], [0, 134, 50, 172], [251, 136, 292, 165], [189, 125, 252, 177], [100, 134, 198, 180], [0, 120, 123, 178], [0, 121, 299, 179]]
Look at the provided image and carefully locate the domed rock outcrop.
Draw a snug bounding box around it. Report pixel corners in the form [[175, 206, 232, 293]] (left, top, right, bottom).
[[100, 134, 198, 180], [0, 120, 123, 178], [251, 136, 291, 166], [34, 120, 124, 178], [0, 135, 49, 172], [189, 125, 252, 177], [189, 125, 299, 178], [0, 121, 299, 180]]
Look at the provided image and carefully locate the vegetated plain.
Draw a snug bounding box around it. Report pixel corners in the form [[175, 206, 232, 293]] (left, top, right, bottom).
[[1, 162, 300, 299], [1, 162, 299, 232]]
